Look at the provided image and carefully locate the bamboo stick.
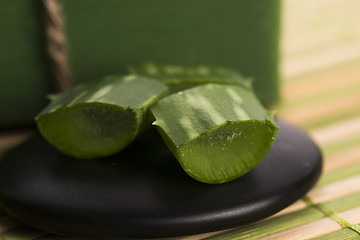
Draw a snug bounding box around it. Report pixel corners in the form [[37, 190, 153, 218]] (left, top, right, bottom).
[[308, 175, 360, 203]]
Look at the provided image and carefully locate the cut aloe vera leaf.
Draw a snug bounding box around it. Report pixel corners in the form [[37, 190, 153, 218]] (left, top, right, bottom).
[[129, 62, 252, 93], [151, 84, 278, 184], [35, 75, 168, 159]]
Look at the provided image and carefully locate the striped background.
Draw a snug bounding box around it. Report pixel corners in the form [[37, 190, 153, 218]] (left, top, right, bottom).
[[1, 0, 360, 239]]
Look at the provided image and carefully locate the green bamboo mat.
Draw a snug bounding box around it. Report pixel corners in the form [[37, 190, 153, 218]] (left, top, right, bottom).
[[1, 0, 360, 239]]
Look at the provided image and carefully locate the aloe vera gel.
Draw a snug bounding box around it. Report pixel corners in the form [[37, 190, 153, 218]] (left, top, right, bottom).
[[36, 75, 168, 159], [151, 84, 278, 184]]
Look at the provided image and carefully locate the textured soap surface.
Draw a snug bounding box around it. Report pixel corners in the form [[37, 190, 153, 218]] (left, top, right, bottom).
[[151, 84, 278, 183], [36, 75, 168, 159], [63, 0, 280, 103]]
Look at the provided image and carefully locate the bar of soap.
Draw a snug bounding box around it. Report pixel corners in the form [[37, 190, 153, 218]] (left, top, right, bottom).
[[129, 62, 252, 93], [35, 75, 168, 159], [0, 0, 51, 127], [151, 84, 278, 184], [63, 0, 280, 103]]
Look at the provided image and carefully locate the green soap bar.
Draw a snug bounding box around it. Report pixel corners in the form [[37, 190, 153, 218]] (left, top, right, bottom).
[[36, 75, 168, 159], [0, 0, 52, 127], [151, 84, 278, 184], [129, 62, 252, 93], [63, 0, 280, 103]]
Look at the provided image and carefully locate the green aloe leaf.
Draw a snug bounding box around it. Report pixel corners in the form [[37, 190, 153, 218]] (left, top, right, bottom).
[[128, 62, 252, 93], [151, 83, 278, 184], [35, 75, 168, 159]]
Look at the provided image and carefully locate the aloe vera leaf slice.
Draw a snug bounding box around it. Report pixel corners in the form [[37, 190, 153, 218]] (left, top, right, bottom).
[[151, 84, 278, 184], [35, 75, 168, 159], [128, 62, 252, 93]]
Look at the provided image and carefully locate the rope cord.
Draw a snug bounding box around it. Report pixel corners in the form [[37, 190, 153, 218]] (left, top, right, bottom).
[[43, 0, 71, 92]]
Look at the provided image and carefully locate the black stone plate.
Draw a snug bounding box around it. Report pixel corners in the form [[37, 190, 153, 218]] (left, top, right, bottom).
[[0, 120, 322, 239]]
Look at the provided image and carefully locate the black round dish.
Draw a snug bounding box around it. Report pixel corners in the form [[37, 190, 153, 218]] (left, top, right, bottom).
[[0, 120, 322, 239]]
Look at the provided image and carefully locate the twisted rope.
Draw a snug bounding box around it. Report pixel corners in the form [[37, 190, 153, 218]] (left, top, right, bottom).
[[43, 0, 71, 92]]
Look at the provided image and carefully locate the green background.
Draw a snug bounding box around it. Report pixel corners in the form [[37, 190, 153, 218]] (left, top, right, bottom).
[[0, 0, 280, 128]]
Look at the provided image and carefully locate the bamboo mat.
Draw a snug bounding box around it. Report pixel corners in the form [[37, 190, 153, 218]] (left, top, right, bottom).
[[1, 0, 360, 239]]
